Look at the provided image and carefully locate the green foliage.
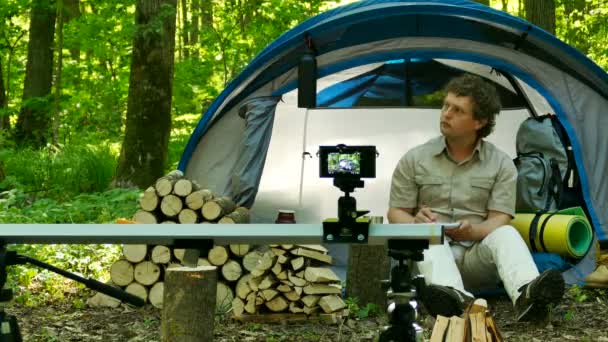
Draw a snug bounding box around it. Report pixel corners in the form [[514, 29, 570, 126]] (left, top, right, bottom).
[[344, 297, 381, 319], [0, 144, 118, 198]]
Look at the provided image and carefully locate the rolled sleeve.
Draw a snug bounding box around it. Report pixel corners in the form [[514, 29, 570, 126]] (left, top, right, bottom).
[[487, 158, 517, 217], [389, 153, 418, 208]]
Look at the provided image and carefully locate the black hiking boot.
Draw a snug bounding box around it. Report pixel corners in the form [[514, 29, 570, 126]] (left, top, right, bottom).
[[515, 269, 565, 322], [419, 284, 473, 317]]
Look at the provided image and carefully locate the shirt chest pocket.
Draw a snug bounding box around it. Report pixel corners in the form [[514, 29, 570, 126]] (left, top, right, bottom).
[[415, 175, 445, 206], [468, 177, 494, 212]]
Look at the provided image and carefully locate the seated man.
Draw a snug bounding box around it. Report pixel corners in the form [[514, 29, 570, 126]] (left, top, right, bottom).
[[387, 74, 564, 321]]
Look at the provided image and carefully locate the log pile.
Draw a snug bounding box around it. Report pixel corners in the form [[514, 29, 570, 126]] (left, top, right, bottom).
[[92, 171, 346, 321], [430, 299, 503, 342]]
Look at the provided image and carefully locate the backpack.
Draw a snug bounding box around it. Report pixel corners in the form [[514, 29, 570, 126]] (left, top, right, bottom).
[[514, 114, 583, 252]]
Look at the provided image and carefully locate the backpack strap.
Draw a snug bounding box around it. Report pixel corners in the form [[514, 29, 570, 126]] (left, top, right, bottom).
[[549, 158, 563, 208], [538, 211, 558, 252], [529, 212, 543, 252]]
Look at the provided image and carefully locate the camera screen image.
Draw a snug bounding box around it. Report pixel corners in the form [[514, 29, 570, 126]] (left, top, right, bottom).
[[328, 152, 361, 175]]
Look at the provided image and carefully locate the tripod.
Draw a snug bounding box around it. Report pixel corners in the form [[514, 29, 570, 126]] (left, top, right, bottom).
[[379, 239, 428, 342], [0, 242, 145, 341]]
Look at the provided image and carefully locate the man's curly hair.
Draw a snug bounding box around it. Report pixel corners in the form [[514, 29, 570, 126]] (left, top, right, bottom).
[[445, 74, 502, 138]]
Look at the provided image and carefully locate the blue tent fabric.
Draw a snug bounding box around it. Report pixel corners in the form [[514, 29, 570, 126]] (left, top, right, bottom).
[[179, 0, 608, 246]]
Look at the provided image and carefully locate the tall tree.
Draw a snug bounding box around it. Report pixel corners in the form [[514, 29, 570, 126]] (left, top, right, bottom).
[[474, 0, 490, 5], [0, 56, 7, 130], [190, 0, 199, 58], [15, 0, 57, 147], [524, 0, 556, 35], [181, 0, 189, 59], [114, 0, 177, 188]]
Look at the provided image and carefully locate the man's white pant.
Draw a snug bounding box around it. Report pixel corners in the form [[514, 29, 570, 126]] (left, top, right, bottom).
[[416, 225, 539, 303]]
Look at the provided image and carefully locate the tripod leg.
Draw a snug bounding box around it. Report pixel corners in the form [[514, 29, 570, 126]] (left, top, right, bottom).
[[0, 311, 22, 342]]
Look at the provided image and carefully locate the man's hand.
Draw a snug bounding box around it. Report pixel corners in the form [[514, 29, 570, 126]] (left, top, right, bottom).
[[444, 220, 482, 241], [414, 206, 438, 223]]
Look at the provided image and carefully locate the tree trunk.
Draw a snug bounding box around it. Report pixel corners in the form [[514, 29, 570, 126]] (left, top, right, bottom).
[[189, 0, 199, 58], [114, 0, 177, 188], [474, 0, 489, 5], [63, 0, 81, 61], [52, 0, 64, 145], [0, 56, 8, 130], [181, 0, 189, 59], [524, 0, 556, 35], [15, 0, 57, 147], [346, 245, 390, 309]]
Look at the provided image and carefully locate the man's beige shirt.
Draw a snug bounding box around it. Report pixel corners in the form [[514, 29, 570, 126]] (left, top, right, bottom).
[[389, 136, 517, 224]]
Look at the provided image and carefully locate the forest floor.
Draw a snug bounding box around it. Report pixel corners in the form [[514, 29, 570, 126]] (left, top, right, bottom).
[[6, 286, 608, 341]]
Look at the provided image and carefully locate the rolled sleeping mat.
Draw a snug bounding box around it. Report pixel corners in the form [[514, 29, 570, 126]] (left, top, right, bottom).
[[511, 213, 593, 258]]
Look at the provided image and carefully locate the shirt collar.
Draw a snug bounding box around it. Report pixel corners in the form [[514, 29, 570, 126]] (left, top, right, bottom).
[[432, 136, 485, 161]]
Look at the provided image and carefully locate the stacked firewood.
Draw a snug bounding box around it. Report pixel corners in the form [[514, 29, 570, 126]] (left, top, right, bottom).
[[430, 299, 503, 342], [231, 244, 346, 318], [131, 170, 248, 224]]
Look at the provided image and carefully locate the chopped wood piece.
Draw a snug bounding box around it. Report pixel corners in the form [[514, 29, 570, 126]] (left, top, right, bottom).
[[289, 302, 304, 313], [185, 189, 213, 210], [292, 248, 332, 264], [242, 251, 265, 272], [304, 267, 340, 283], [208, 246, 229, 266], [201, 197, 236, 221], [155, 170, 184, 197], [446, 316, 466, 342], [87, 291, 121, 308], [140, 188, 159, 211], [287, 272, 307, 287], [281, 245, 294, 250], [218, 207, 250, 224], [173, 178, 195, 197], [178, 208, 199, 224], [303, 284, 341, 295], [161, 220, 176, 224], [160, 194, 183, 217], [123, 244, 148, 263], [150, 245, 171, 264], [236, 274, 253, 299], [245, 292, 257, 314], [470, 311, 487, 342], [110, 259, 134, 286], [318, 295, 346, 313], [295, 270, 304, 278], [277, 284, 292, 293], [430, 315, 450, 342], [125, 282, 148, 302], [270, 247, 287, 256], [296, 245, 328, 253], [265, 296, 289, 312], [258, 275, 276, 290], [303, 306, 320, 315], [248, 276, 262, 292], [173, 248, 185, 262], [280, 279, 294, 287], [149, 282, 164, 309], [229, 244, 250, 257], [261, 289, 279, 301], [277, 254, 288, 264], [216, 281, 234, 313], [301, 295, 320, 307], [255, 252, 274, 272], [232, 297, 245, 317], [291, 257, 305, 271], [132, 210, 158, 224], [284, 291, 301, 302], [197, 258, 212, 266], [255, 296, 264, 306], [250, 268, 265, 277], [221, 260, 242, 282], [271, 262, 282, 275], [134, 261, 161, 286], [294, 286, 303, 296], [276, 271, 288, 280]]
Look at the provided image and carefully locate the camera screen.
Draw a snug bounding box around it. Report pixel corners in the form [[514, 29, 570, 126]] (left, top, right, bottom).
[[327, 152, 361, 175], [319, 145, 376, 178]]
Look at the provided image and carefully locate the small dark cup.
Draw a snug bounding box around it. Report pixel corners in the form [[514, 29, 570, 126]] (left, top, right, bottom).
[[275, 210, 296, 223]]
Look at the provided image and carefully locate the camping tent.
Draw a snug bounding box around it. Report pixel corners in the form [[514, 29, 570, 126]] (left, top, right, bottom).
[[178, 0, 608, 283]]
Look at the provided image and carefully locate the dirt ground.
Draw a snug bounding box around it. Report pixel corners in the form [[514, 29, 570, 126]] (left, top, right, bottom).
[[6, 287, 608, 341]]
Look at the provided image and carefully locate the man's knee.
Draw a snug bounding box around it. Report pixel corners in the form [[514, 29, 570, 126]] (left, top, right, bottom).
[[484, 225, 525, 245]]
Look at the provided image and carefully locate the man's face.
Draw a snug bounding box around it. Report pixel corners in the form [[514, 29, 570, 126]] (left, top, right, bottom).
[[440, 92, 486, 139]]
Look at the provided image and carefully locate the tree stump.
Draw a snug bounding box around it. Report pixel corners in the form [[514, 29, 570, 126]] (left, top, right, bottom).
[[161, 266, 217, 342], [346, 245, 390, 308]]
